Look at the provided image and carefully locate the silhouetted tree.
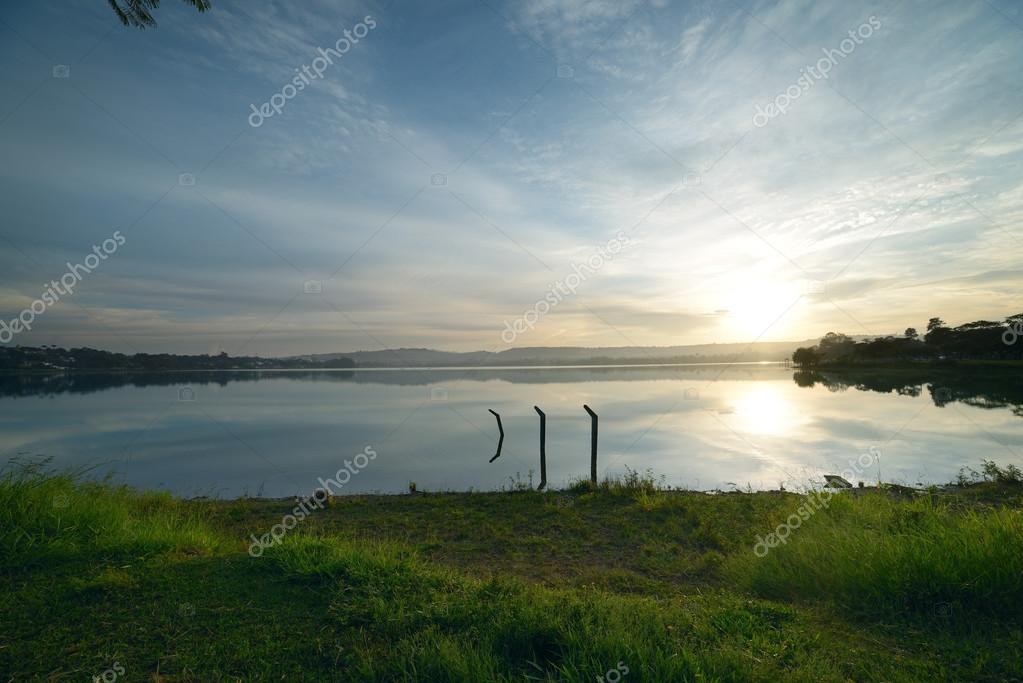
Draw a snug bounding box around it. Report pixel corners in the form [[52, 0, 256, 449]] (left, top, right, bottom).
[[924, 317, 953, 350], [107, 0, 211, 28], [943, 320, 1005, 358], [859, 335, 926, 360], [817, 332, 857, 363], [790, 312, 1023, 365], [792, 347, 820, 367]]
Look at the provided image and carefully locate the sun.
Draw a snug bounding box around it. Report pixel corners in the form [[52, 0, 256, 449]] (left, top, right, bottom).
[[719, 279, 804, 339]]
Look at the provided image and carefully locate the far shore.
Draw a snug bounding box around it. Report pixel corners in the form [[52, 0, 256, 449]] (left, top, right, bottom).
[[8, 357, 1023, 374]]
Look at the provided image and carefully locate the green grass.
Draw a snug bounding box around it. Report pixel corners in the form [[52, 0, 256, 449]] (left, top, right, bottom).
[[259, 536, 883, 681], [726, 492, 1023, 619], [2, 462, 1022, 681], [0, 460, 219, 568]]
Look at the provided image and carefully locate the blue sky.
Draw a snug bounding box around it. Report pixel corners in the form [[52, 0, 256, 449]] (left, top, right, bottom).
[[1, 0, 1021, 355]]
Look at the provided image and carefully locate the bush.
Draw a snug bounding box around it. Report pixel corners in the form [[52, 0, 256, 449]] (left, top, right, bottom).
[[568, 467, 667, 497], [957, 460, 1023, 486]]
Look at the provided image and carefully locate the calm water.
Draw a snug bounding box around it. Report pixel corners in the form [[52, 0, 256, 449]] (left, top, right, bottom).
[[1, 365, 1021, 497]]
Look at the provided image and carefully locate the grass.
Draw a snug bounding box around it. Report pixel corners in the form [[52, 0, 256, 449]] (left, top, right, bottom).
[[2, 461, 1022, 681], [0, 460, 219, 568], [260, 536, 850, 681], [725, 492, 1023, 619]]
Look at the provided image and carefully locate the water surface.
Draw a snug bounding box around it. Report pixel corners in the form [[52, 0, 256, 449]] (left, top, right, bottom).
[[1, 365, 1020, 497]]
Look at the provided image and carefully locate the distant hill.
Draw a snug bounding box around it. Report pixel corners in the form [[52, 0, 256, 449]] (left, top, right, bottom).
[[293, 341, 821, 368]]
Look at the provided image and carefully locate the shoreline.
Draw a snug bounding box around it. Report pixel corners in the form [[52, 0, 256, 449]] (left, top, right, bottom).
[[184, 481, 965, 504], [7, 358, 1022, 374], [0, 360, 791, 374]]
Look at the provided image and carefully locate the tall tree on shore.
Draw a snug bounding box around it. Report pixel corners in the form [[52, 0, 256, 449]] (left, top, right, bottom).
[[106, 0, 211, 29], [924, 317, 952, 348]]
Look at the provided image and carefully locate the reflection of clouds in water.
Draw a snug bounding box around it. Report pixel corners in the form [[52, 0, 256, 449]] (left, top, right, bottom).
[[811, 417, 889, 441], [0, 367, 1020, 496]]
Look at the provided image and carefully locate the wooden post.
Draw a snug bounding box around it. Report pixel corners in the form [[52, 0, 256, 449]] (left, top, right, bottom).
[[534, 406, 547, 490], [488, 409, 504, 463], [584, 404, 597, 484]]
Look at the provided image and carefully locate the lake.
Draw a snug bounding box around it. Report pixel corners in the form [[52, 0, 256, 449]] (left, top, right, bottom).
[[1, 364, 1021, 497]]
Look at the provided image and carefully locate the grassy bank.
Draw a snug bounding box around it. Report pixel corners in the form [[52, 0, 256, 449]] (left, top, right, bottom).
[[2, 465, 1022, 681]]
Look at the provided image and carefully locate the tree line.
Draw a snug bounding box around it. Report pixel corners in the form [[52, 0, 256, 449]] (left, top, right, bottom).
[[792, 313, 1023, 366]]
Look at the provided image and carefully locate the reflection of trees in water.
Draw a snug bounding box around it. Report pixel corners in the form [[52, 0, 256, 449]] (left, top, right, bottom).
[[793, 368, 1023, 417], [0, 371, 355, 398], [0, 365, 790, 398]]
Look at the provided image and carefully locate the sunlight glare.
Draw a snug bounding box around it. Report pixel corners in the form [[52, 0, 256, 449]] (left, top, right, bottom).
[[733, 386, 793, 436]]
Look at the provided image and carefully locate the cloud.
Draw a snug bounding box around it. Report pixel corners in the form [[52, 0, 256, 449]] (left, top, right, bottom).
[[0, 0, 1021, 353]]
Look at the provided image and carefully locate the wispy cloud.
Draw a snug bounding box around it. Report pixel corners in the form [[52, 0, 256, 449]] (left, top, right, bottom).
[[0, 0, 1021, 353]]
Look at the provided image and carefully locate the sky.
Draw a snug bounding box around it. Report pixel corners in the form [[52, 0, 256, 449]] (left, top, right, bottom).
[[0, 0, 1021, 355]]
